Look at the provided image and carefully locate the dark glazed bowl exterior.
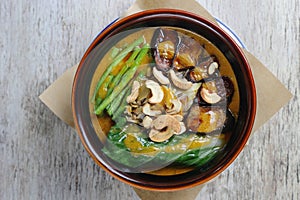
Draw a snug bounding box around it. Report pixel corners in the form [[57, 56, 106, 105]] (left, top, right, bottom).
[[72, 9, 256, 191]]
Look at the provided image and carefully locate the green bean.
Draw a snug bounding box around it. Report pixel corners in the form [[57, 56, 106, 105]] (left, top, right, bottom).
[[112, 88, 131, 119], [94, 44, 150, 115], [110, 47, 120, 59], [94, 98, 102, 110], [91, 36, 144, 102], [94, 75, 113, 107], [107, 86, 130, 116], [103, 47, 140, 110], [106, 46, 141, 97], [112, 65, 148, 122]]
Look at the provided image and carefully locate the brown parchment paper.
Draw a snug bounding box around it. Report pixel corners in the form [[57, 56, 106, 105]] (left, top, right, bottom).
[[39, 0, 292, 199]]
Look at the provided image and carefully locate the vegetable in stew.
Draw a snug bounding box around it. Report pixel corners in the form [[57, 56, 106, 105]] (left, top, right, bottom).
[[90, 27, 239, 173]]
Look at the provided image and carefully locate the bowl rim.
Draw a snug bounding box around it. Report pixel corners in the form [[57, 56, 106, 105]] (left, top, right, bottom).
[[72, 8, 256, 191]]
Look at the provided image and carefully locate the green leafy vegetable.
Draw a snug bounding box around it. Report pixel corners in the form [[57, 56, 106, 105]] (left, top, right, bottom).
[[102, 125, 224, 170]]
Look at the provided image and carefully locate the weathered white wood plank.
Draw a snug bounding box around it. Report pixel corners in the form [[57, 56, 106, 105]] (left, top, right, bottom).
[[0, 0, 298, 199], [197, 1, 299, 200]]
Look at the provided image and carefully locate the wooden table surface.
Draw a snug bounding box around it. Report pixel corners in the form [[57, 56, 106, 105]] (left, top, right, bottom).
[[1, 0, 299, 199]]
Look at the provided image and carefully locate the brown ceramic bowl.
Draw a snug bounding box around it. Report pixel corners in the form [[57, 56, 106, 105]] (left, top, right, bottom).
[[72, 9, 256, 191]]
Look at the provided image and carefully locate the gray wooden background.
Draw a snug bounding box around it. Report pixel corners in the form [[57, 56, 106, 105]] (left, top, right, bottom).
[[0, 0, 299, 199]]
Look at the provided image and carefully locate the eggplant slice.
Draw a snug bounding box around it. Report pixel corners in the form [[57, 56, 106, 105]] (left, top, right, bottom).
[[173, 35, 204, 71], [221, 76, 234, 103], [197, 76, 234, 105], [186, 105, 227, 134], [222, 109, 236, 133], [151, 28, 179, 72], [186, 56, 220, 83], [187, 105, 235, 134]]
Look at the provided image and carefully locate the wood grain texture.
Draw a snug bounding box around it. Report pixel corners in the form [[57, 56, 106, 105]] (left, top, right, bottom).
[[0, 0, 298, 199]]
